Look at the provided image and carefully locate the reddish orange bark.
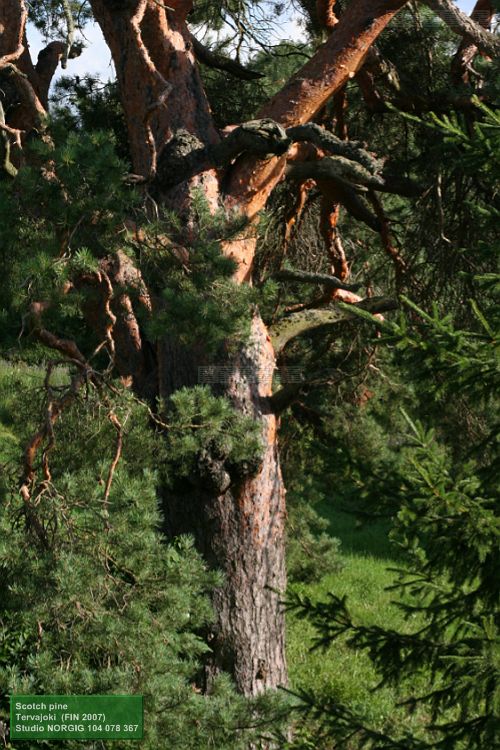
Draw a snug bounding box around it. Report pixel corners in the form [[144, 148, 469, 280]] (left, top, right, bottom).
[[227, 0, 407, 221], [0, 0, 27, 68], [315, 0, 339, 31]]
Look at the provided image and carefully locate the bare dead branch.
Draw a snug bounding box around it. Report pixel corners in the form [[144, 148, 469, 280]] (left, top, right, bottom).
[[103, 411, 123, 506], [28, 302, 88, 364], [20, 363, 90, 548]]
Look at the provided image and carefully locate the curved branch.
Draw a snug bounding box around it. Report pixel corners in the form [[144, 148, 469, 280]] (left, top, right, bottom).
[[286, 155, 423, 198], [156, 119, 290, 189], [28, 301, 88, 364], [34, 41, 66, 107], [190, 35, 264, 81], [269, 296, 398, 353], [286, 156, 383, 190], [287, 123, 383, 174]]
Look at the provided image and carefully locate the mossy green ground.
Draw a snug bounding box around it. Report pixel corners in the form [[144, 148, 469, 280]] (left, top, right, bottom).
[[286, 502, 427, 736]]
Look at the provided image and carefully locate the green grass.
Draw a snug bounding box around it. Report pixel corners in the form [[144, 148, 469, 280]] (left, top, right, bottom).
[[286, 498, 427, 737]]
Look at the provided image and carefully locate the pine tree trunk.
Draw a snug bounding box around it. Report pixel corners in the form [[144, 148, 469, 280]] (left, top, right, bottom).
[[159, 317, 287, 695]]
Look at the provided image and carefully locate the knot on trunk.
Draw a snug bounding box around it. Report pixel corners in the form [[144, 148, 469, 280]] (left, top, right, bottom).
[[197, 448, 262, 495], [198, 450, 232, 495], [156, 129, 207, 189]]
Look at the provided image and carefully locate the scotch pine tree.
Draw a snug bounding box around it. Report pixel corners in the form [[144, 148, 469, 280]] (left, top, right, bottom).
[[1, 0, 499, 705]]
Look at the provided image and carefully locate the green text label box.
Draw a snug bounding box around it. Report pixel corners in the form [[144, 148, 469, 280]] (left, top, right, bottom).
[[10, 695, 143, 740]]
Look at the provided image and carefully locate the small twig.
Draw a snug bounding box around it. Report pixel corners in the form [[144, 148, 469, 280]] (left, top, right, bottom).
[[103, 411, 123, 508]]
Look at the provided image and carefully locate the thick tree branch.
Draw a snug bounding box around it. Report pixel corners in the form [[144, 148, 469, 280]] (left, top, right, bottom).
[[190, 35, 264, 81], [34, 41, 66, 107], [227, 0, 408, 216], [156, 118, 421, 219], [273, 268, 361, 293], [287, 156, 423, 198], [156, 119, 291, 189], [1, 63, 47, 127], [421, 0, 500, 57], [286, 157, 380, 191], [269, 297, 398, 353], [287, 122, 383, 175]]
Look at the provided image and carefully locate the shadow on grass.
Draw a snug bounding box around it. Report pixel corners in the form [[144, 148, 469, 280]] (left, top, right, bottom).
[[316, 498, 403, 563]]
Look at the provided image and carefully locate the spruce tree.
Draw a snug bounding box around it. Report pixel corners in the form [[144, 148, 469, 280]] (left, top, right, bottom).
[[281, 105, 500, 750]]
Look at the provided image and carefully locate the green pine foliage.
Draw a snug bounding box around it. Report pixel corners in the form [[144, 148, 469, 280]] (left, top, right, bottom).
[[0, 119, 282, 748], [161, 385, 263, 486], [0, 129, 137, 355]]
